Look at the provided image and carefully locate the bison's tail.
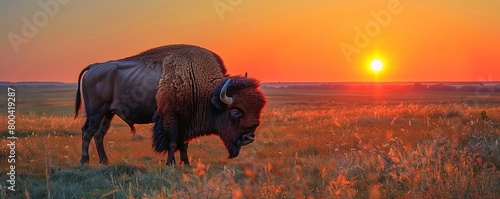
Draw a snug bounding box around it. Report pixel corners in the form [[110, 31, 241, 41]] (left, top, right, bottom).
[[152, 114, 168, 153], [74, 66, 90, 119]]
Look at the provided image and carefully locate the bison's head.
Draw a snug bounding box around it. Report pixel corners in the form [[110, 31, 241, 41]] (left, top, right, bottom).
[[211, 76, 266, 158]]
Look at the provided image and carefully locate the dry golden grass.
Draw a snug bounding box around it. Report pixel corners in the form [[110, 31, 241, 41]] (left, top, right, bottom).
[[0, 87, 499, 198]]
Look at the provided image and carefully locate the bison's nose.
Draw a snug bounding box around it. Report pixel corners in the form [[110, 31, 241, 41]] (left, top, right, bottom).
[[242, 133, 256, 145]]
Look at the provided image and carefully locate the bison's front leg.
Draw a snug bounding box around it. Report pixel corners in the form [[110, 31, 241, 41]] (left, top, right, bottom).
[[179, 143, 190, 166], [166, 131, 177, 166], [152, 114, 180, 166]]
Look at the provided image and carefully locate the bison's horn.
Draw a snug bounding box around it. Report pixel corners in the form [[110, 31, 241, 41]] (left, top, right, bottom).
[[220, 79, 234, 105], [244, 72, 247, 78]]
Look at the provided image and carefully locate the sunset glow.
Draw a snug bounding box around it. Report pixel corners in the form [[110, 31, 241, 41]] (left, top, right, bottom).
[[1, 1, 500, 82], [1, 2, 499, 197]]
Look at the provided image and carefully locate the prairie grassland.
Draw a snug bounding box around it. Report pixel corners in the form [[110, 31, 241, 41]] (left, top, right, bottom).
[[0, 86, 499, 198]]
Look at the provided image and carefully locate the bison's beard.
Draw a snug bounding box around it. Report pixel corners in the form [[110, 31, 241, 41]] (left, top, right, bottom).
[[221, 132, 255, 158], [228, 143, 241, 159], [220, 138, 241, 159], [218, 132, 244, 159]]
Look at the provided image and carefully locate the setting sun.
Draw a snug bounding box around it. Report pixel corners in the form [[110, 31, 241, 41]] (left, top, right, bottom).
[[370, 60, 383, 72]]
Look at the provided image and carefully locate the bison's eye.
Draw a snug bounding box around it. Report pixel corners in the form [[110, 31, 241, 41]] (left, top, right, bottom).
[[230, 109, 243, 120]]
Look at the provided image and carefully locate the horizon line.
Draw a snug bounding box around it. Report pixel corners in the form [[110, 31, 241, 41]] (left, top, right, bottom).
[[2, 81, 500, 84]]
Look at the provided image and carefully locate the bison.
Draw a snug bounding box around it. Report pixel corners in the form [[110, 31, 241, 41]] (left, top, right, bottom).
[[152, 45, 266, 166], [75, 44, 266, 166]]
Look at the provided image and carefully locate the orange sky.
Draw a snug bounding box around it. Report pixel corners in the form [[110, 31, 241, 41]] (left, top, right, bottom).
[[1, 0, 499, 83]]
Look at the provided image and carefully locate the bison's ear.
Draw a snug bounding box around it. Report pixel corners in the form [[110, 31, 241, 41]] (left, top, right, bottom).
[[211, 97, 226, 110]]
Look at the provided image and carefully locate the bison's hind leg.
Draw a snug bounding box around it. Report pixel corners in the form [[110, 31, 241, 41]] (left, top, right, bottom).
[[81, 106, 109, 165], [94, 112, 115, 165], [80, 119, 90, 164]]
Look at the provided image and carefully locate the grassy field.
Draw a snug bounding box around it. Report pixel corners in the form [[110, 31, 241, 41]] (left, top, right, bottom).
[[0, 85, 499, 198]]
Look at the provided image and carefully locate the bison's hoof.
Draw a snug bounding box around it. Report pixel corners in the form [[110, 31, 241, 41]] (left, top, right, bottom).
[[166, 161, 176, 166], [80, 158, 89, 165], [99, 159, 109, 165]]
